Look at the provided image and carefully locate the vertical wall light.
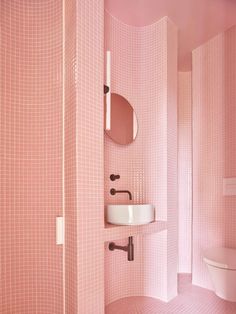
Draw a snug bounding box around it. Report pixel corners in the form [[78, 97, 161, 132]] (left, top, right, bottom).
[[133, 111, 138, 140], [105, 51, 111, 130]]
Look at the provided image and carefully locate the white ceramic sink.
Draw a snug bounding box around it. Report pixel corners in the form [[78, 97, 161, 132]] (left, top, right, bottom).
[[106, 204, 154, 226]]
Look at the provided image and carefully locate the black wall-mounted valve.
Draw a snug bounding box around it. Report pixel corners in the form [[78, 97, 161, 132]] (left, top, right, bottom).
[[110, 174, 120, 181]]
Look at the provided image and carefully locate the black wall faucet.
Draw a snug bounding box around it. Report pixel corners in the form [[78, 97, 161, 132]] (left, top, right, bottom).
[[110, 188, 132, 200]]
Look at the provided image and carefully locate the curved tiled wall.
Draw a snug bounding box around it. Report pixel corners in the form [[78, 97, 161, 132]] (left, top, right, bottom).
[[104, 11, 178, 305], [0, 1, 63, 313], [64, 0, 77, 312], [178, 72, 192, 274], [0, 1, 105, 313], [192, 25, 236, 290], [224, 27, 236, 249], [0, 1, 179, 312], [65, 0, 105, 313]]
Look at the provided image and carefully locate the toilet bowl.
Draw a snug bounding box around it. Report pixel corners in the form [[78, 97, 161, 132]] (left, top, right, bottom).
[[203, 247, 236, 302]]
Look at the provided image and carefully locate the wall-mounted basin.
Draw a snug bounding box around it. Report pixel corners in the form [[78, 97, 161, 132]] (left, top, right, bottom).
[[106, 204, 154, 226]]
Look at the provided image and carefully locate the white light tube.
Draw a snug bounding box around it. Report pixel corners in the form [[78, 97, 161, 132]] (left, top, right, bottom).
[[106, 51, 111, 130]]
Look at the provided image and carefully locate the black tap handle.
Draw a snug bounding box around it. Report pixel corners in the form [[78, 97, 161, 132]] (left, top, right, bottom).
[[110, 174, 120, 181], [104, 85, 109, 94], [110, 188, 116, 195]]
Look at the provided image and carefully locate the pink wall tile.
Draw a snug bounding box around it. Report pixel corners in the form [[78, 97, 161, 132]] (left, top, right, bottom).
[[224, 26, 236, 249], [75, 1, 105, 313], [65, 0, 77, 313], [0, 1, 63, 313], [192, 25, 236, 290], [0, 1, 104, 313], [178, 72, 192, 273], [166, 19, 178, 301], [192, 32, 226, 290], [105, 0, 236, 71], [104, 12, 178, 304]]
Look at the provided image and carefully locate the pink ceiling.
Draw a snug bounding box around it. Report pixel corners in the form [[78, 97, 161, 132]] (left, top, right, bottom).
[[105, 0, 236, 71]]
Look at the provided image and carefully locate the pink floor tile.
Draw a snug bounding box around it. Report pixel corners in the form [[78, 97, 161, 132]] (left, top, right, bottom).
[[105, 275, 236, 314]]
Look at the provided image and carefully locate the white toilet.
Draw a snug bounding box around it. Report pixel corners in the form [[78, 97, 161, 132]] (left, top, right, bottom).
[[203, 247, 236, 302]]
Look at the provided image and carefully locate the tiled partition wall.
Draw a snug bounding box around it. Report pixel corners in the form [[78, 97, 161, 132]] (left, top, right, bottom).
[[70, 0, 105, 313], [192, 32, 226, 289], [64, 0, 77, 313], [104, 12, 178, 304], [75, 0, 105, 312], [178, 72, 192, 274], [0, 1, 63, 313], [225, 26, 236, 248], [192, 25, 236, 290]]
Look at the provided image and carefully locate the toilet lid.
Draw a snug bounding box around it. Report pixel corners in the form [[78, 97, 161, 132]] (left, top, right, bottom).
[[203, 247, 236, 270]]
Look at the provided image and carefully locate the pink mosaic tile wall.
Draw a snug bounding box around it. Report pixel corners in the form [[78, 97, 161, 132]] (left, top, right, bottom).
[[224, 26, 236, 249], [178, 72, 192, 274], [64, 0, 77, 313], [192, 25, 236, 290], [104, 12, 178, 304], [166, 19, 178, 301], [65, 1, 105, 312], [192, 32, 226, 290], [75, 1, 105, 313], [0, 1, 63, 313]]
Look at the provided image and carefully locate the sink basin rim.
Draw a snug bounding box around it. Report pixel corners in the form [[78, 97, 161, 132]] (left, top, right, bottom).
[[106, 204, 155, 226]]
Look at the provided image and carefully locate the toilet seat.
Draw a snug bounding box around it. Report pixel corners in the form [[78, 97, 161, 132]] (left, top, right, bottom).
[[203, 247, 236, 270]]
